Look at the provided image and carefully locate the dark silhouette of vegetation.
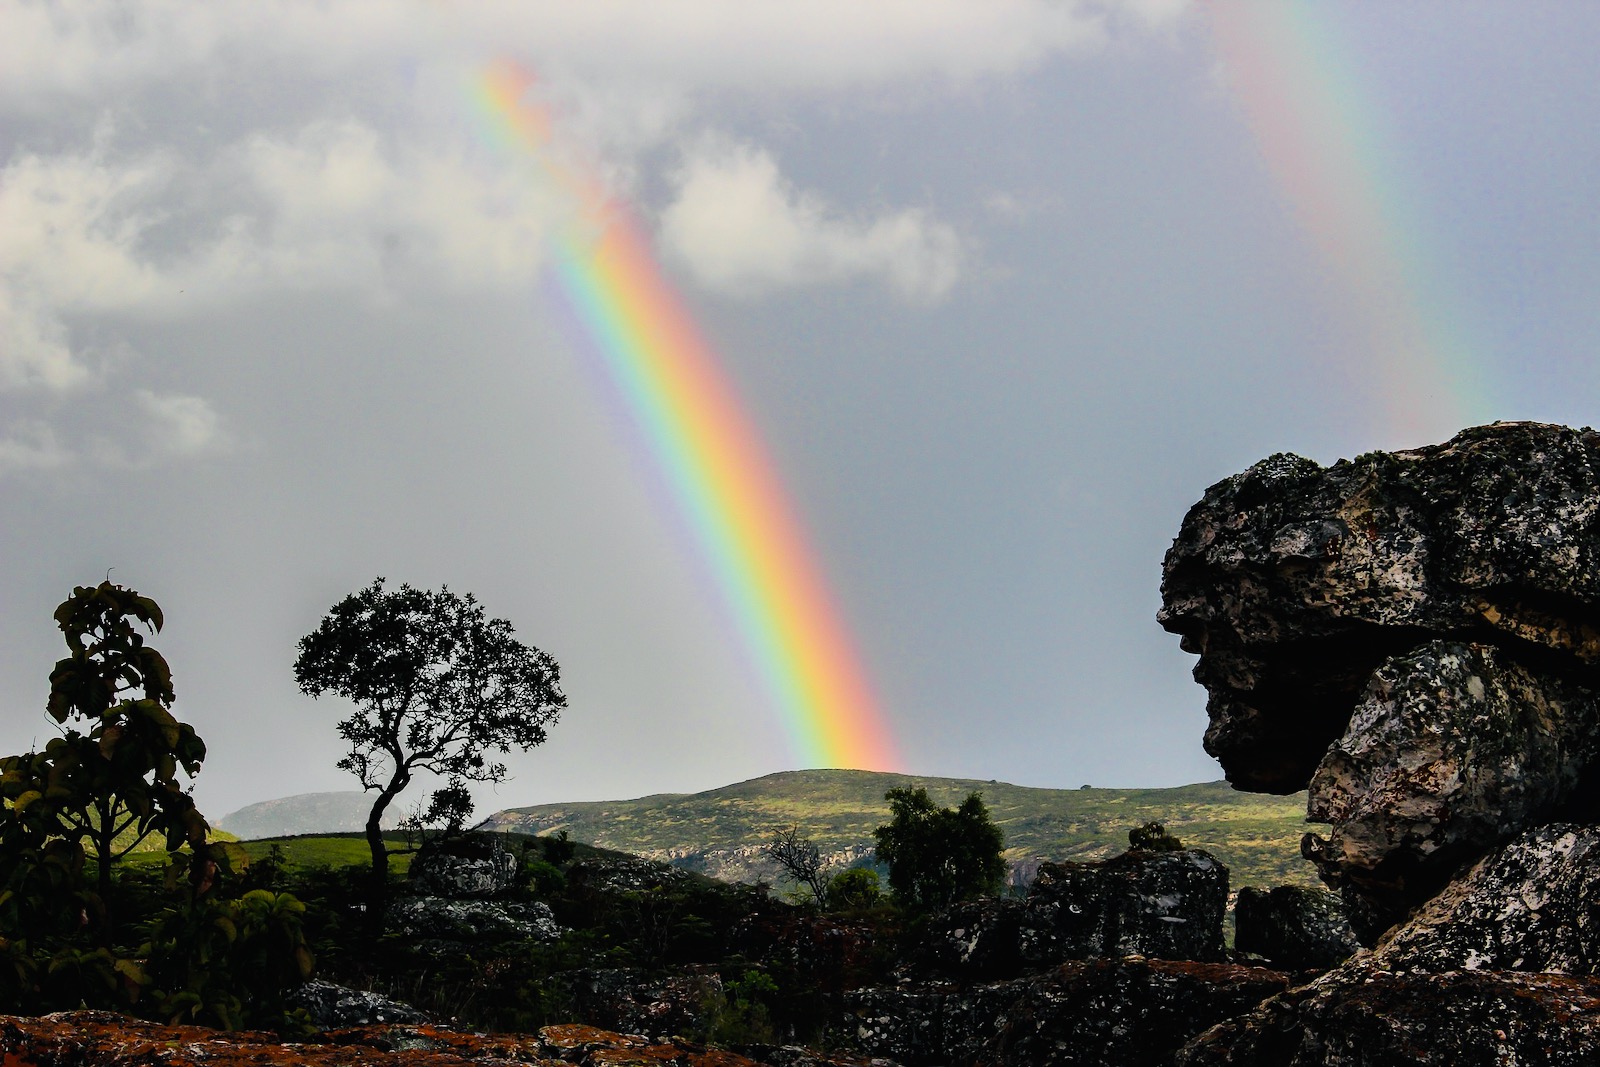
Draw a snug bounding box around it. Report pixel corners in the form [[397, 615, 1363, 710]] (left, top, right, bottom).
[[872, 786, 1006, 910], [294, 578, 566, 913], [766, 824, 828, 905], [0, 581, 312, 1029], [1129, 820, 1184, 851]]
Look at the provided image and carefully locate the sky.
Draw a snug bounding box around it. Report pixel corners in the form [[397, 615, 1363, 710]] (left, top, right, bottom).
[[4, 1, 1600, 821]]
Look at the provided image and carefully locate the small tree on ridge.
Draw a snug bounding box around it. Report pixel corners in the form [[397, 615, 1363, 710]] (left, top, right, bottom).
[[293, 578, 566, 909]]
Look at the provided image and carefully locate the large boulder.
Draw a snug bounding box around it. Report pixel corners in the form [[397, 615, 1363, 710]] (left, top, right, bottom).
[[1158, 422, 1600, 930], [910, 848, 1229, 979], [1177, 966, 1600, 1067], [408, 838, 520, 898]]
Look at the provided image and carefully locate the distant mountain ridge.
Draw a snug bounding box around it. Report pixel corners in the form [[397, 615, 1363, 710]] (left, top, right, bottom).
[[216, 791, 400, 839], [483, 769, 1317, 890]]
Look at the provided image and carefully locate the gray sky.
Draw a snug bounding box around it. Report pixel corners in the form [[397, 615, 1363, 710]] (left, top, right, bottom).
[[4, 2, 1599, 819]]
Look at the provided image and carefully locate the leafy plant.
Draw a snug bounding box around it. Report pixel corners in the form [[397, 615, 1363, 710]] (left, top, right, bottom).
[[1128, 821, 1184, 851]]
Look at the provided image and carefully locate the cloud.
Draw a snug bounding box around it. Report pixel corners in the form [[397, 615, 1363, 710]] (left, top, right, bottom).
[[0, 1, 1190, 111], [660, 140, 963, 302], [0, 147, 174, 389], [136, 390, 225, 458], [0, 422, 70, 475]]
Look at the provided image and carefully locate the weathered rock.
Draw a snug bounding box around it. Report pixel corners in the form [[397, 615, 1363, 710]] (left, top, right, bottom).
[[289, 979, 431, 1028], [1370, 823, 1600, 975], [1177, 965, 1600, 1066], [1158, 422, 1600, 927], [554, 967, 726, 1042], [408, 839, 519, 898], [387, 895, 564, 943], [910, 848, 1229, 979], [847, 959, 1289, 1067], [1232, 885, 1358, 973], [0, 1011, 769, 1066]]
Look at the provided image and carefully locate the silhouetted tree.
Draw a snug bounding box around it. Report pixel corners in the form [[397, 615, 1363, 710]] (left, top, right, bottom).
[[872, 787, 1005, 910], [293, 578, 566, 910]]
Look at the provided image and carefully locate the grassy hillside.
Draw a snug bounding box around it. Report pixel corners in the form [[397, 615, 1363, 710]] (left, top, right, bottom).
[[485, 769, 1318, 890]]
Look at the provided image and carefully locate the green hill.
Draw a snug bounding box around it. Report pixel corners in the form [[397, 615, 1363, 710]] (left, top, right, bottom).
[[484, 769, 1318, 891]]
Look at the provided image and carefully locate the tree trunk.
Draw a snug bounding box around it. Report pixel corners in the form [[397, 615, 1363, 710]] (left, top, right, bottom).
[[94, 798, 115, 946], [365, 771, 409, 927]]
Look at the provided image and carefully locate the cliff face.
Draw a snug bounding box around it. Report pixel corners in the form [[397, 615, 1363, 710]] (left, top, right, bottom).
[[1159, 422, 1600, 932]]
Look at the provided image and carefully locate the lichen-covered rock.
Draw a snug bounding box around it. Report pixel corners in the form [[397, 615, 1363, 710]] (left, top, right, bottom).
[[289, 979, 431, 1029], [733, 911, 882, 994], [1370, 823, 1600, 975], [910, 849, 1229, 979], [1300, 639, 1600, 935], [1232, 885, 1358, 972], [0, 1010, 769, 1066], [387, 895, 564, 943], [1158, 422, 1600, 928], [1177, 965, 1600, 1066], [847, 959, 1289, 1067]]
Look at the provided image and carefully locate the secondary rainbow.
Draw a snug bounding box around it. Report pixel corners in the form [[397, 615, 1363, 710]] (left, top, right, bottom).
[[1205, 3, 1493, 442], [473, 60, 897, 771]]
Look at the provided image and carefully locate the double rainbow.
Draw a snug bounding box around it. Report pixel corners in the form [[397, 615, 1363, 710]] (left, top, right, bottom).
[[1206, 4, 1493, 442], [475, 62, 897, 770]]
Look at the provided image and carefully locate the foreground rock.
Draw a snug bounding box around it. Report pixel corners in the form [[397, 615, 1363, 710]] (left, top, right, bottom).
[[1158, 422, 1600, 930], [848, 958, 1289, 1067], [0, 1012, 786, 1067], [1233, 886, 1358, 973], [910, 848, 1229, 980]]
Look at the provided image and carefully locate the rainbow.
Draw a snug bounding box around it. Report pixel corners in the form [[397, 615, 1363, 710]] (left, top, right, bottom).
[[1205, 4, 1493, 443], [473, 61, 897, 770]]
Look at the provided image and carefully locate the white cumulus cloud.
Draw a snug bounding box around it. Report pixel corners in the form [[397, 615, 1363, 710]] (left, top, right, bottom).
[[660, 140, 962, 303]]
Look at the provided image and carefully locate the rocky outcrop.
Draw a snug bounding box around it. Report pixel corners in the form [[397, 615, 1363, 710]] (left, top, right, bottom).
[[908, 848, 1229, 980], [847, 959, 1289, 1067], [1178, 826, 1600, 1063], [1159, 422, 1600, 929], [553, 968, 726, 1043], [1232, 886, 1357, 973]]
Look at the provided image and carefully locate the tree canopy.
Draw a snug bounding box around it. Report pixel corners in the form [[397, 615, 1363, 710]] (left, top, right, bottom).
[[872, 787, 1006, 910], [293, 578, 566, 900]]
